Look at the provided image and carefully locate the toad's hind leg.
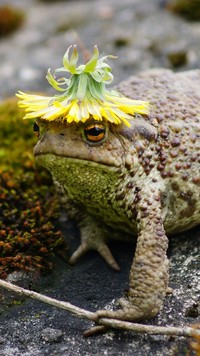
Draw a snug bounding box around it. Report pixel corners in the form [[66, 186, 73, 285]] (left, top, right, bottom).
[[93, 196, 169, 321], [69, 214, 120, 271]]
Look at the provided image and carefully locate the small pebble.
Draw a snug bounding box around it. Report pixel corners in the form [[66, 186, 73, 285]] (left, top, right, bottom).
[[41, 327, 63, 343]]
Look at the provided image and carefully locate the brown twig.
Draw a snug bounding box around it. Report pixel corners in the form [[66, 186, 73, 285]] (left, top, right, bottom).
[[0, 279, 94, 320], [0, 279, 200, 338]]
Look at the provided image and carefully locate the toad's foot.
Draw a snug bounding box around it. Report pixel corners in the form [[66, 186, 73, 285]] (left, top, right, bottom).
[[69, 215, 120, 271], [92, 298, 161, 322], [69, 240, 120, 271]]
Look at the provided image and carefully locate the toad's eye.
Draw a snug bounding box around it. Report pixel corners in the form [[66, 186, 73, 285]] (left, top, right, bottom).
[[83, 123, 106, 143], [33, 122, 39, 137]]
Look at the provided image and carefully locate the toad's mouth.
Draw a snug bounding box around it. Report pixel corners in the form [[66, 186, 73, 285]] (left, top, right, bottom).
[[33, 134, 124, 168], [35, 152, 121, 170]]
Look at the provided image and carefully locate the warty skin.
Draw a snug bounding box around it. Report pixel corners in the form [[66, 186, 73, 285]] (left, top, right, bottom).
[[33, 69, 200, 322]]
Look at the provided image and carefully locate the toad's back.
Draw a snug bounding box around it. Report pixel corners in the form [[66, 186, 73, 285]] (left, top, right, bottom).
[[117, 69, 200, 233]]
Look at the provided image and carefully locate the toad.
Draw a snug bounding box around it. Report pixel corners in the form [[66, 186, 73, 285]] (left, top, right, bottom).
[[24, 68, 200, 322], [17, 45, 200, 321]]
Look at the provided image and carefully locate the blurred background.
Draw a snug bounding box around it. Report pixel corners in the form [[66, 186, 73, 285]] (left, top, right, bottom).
[[1, 0, 200, 99]]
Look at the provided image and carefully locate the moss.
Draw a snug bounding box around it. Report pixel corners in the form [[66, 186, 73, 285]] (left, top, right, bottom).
[[167, 50, 188, 68], [166, 0, 200, 21], [0, 5, 25, 37], [0, 98, 68, 279]]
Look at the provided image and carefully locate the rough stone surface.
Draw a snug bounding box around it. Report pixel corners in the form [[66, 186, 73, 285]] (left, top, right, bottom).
[[0, 0, 200, 355], [41, 328, 63, 343]]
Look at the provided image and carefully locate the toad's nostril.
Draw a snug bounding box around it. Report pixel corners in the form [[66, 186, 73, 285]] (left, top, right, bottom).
[[33, 122, 40, 137]]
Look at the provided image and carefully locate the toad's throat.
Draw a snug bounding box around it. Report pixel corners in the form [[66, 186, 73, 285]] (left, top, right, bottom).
[[35, 152, 136, 233]]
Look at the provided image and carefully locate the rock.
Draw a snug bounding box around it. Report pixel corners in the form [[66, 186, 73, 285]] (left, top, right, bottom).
[[41, 328, 63, 343]]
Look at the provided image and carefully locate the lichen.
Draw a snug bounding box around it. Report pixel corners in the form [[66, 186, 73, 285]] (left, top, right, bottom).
[[0, 98, 68, 279], [0, 5, 24, 37]]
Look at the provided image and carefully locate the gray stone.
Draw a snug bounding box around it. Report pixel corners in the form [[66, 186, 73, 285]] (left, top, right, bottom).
[[41, 328, 63, 343]]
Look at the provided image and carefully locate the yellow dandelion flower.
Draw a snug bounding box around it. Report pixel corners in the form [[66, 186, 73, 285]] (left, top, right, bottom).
[[16, 45, 149, 126]]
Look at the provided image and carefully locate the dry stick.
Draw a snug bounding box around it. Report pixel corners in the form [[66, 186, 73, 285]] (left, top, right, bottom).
[[0, 279, 199, 338], [0, 279, 94, 320]]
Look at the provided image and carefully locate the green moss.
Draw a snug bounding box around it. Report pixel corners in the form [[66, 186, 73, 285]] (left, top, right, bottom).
[[0, 5, 25, 37], [166, 0, 200, 21], [0, 98, 68, 278], [0, 99, 35, 171]]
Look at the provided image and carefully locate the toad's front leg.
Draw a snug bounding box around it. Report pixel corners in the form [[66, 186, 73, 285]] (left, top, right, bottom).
[[94, 194, 169, 322], [69, 213, 120, 271]]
